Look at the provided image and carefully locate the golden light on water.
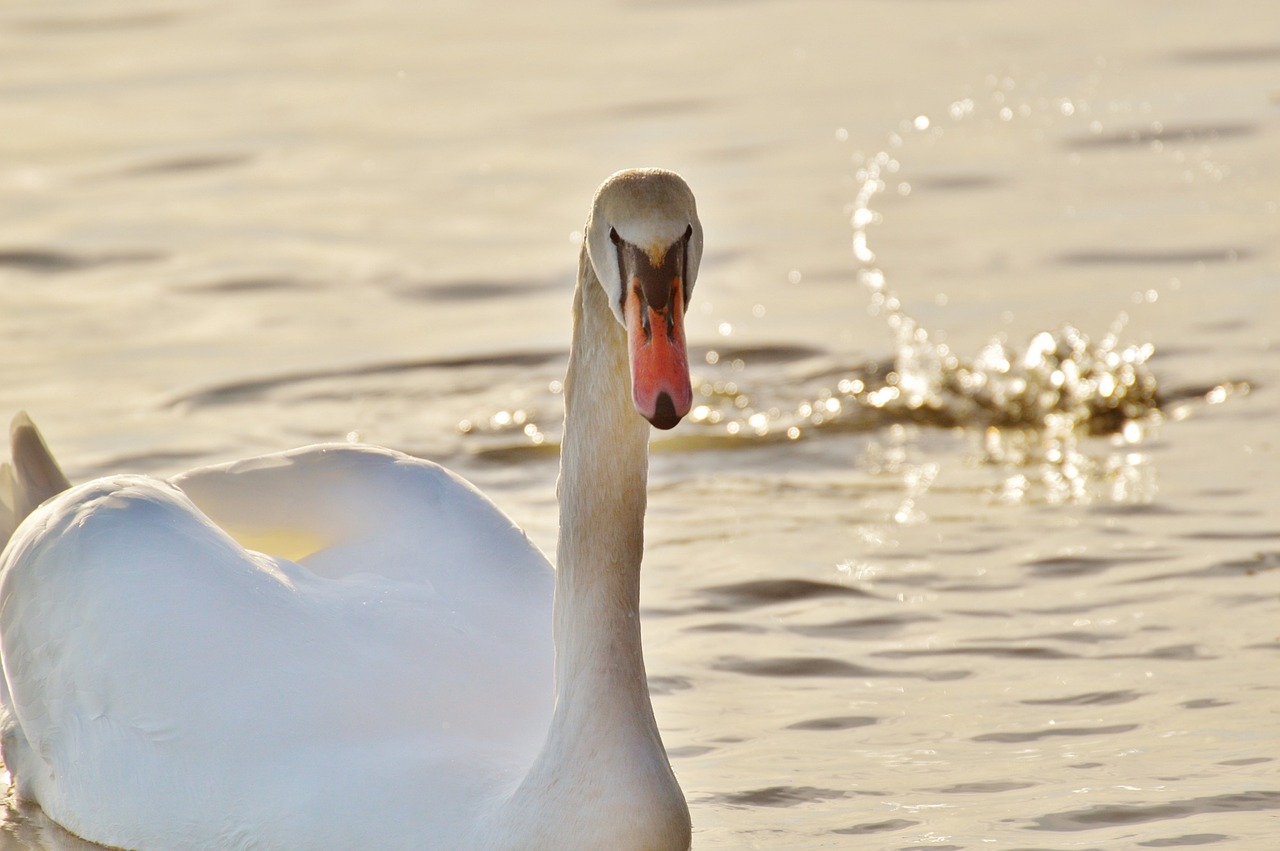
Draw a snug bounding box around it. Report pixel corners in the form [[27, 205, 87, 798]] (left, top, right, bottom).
[[459, 130, 1169, 509]]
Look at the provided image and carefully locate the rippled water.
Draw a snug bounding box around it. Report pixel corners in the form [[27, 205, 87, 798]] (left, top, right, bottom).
[[2, 0, 1279, 848]]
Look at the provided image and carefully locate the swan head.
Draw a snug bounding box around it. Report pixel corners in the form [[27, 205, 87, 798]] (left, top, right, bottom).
[[584, 168, 703, 430]]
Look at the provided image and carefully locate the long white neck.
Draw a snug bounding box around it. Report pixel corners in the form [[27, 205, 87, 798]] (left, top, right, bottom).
[[489, 248, 690, 849]]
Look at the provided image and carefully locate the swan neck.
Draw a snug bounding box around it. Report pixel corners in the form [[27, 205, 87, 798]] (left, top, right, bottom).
[[554, 247, 651, 695], [494, 247, 688, 847]]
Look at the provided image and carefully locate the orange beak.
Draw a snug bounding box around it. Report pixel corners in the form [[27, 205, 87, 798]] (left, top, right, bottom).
[[624, 273, 692, 430]]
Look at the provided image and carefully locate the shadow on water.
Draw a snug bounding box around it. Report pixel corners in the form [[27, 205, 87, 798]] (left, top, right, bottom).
[[389, 277, 564, 303], [692, 578, 875, 612], [0, 248, 163, 273], [1055, 248, 1254, 266], [1024, 790, 1280, 832], [707, 785, 860, 808], [1020, 689, 1146, 707], [179, 275, 320, 294], [1062, 122, 1260, 149], [785, 715, 878, 732], [1122, 551, 1280, 583], [831, 817, 919, 836], [973, 723, 1140, 744], [6, 11, 182, 33], [787, 613, 939, 641], [1169, 44, 1280, 64], [101, 152, 255, 179], [935, 780, 1038, 794], [1021, 552, 1167, 578], [713, 655, 970, 682]]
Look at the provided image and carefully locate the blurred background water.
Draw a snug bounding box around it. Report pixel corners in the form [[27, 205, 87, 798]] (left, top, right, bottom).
[[2, 0, 1279, 848]]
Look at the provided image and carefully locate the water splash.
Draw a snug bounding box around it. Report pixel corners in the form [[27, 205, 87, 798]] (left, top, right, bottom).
[[847, 150, 1160, 438], [835, 148, 1162, 504]]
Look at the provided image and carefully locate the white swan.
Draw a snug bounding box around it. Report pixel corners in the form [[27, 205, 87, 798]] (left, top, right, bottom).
[[0, 168, 702, 850]]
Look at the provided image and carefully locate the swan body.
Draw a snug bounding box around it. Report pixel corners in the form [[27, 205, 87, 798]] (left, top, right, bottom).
[[0, 168, 702, 849]]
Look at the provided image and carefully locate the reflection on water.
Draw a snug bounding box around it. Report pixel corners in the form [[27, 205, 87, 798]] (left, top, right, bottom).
[[2, 0, 1279, 849]]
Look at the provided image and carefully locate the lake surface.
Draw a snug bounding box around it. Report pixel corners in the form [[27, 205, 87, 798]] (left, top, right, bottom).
[[2, 0, 1279, 848]]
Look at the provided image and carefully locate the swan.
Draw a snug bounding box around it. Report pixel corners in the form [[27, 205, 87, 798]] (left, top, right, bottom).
[[0, 168, 702, 850]]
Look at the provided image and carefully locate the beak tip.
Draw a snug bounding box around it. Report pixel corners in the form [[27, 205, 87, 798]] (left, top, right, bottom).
[[645, 391, 685, 430]]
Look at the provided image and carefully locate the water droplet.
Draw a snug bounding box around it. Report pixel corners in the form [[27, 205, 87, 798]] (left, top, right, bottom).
[[948, 98, 975, 120]]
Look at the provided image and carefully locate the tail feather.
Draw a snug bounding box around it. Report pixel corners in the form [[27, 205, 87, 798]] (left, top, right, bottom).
[[1, 412, 71, 546], [0, 462, 16, 546]]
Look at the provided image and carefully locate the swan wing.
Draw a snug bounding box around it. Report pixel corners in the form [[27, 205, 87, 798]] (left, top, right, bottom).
[[173, 444, 549, 584], [0, 453, 554, 848]]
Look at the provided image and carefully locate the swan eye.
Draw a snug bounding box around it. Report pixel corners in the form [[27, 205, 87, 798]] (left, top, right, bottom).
[[609, 227, 622, 246], [682, 228, 694, 308]]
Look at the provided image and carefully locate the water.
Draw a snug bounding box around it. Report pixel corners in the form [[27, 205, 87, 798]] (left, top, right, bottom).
[[2, 0, 1279, 848]]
